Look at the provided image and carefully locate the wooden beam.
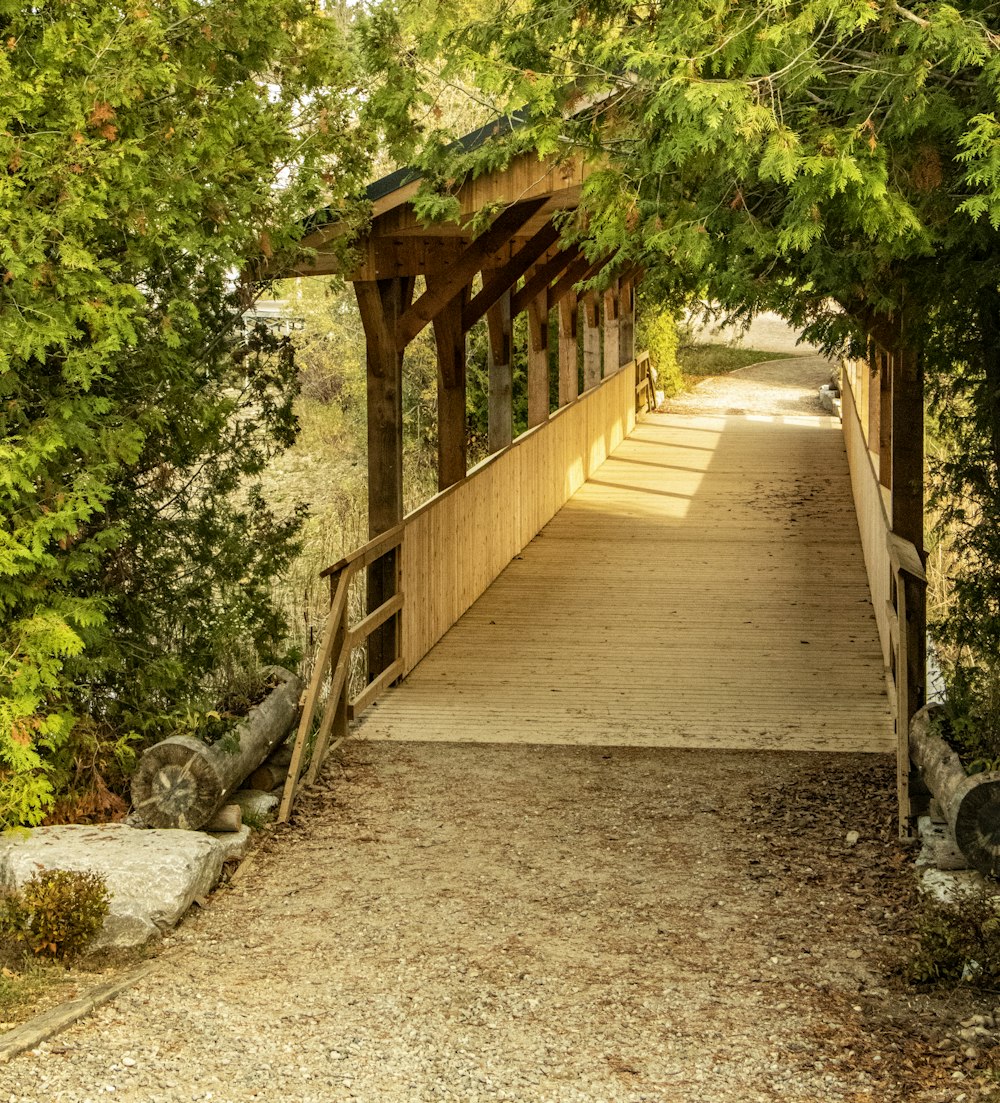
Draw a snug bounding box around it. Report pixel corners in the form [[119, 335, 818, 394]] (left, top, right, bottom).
[[619, 276, 635, 367], [558, 292, 579, 407], [355, 276, 411, 676], [878, 346, 892, 488], [547, 251, 613, 313], [527, 289, 550, 427], [395, 198, 547, 349], [462, 221, 560, 332], [603, 278, 620, 375], [582, 291, 601, 389], [356, 278, 408, 537], [431, 279, 469, 490], [487, 290, 513, 453], [889, 332, 926, 833], [510, 245, 581, 318], [891, 343, 924, 551]]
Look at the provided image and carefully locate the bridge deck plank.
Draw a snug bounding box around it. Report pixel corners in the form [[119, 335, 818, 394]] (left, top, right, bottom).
[[355, 399, 894, 753]]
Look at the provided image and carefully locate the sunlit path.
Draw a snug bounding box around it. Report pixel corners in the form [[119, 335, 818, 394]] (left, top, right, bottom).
[[357, 357, 893, 753]]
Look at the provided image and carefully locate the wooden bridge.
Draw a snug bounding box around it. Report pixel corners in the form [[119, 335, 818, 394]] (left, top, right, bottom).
[[358, 366, 892, 755], [279, 139, 926, 833]]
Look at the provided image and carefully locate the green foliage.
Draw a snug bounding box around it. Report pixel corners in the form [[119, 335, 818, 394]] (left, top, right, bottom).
[[931, 662, 1000, 771], [362, 0, 1000, 777], [638, 304, 681, 397], [2, 869, 110, 960], [908, 889, 1000, 987], [0, 0, 372, 826]]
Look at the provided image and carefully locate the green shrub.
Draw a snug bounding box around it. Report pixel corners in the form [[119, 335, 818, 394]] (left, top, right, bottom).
[[639, 307, 683, 397], [908, 890, 1000, 987], [4, 870, 110, 961], [0, 0, 370, 829]]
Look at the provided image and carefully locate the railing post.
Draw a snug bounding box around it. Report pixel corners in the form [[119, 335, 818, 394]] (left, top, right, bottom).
[[582, 292, 601, 390], [603, 278, 620, 376]]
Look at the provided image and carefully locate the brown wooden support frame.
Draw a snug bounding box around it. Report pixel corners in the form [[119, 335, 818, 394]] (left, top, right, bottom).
[[355, 276, 412, 678], [511, 245, 582, 318], [527, 288, 550, 427], [558, 292, 579, 407], [618, 277, 635, 367], [487, 290, 513, 453], [431, 279, 470, 490], [603, 278, 620, 375], [582, 292, 601, 389], [396, 198, 547, 349], [463, 221, 560, 332]]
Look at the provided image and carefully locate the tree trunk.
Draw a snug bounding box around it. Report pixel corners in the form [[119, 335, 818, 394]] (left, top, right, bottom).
[[910, 703, 1000, 876], [131, 667, 303, 830]]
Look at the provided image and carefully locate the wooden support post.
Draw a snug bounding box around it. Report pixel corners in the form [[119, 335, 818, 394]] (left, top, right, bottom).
[[891, 341, 925, 678], [558, 292, 579, 407], [603, 279, 620, 375], [487, 290, 513, 453], [890, 339, 926, 835], [582, 292, 601, 390], [619, 278, 635, 366], [355, 277, 410, 678], [878, 346, 892, 488], [527, 288, 550, 428], [430, 280, 468, 491]]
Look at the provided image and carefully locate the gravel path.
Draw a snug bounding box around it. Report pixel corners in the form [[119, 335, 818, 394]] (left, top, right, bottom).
[[5, 359, 998, 1102], [5, 745, 996, 1103], [666, 354, 835, 418]]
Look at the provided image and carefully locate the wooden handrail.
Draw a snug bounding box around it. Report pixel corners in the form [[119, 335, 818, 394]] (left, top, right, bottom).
[[320, 523, 405, 579], [888, 532, 926, 582], [279, 529, 405, 822], [280, 348, 651, 822]]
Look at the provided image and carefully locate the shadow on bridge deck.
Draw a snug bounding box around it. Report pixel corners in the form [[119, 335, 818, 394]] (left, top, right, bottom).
[[356, 358, 893, 754]]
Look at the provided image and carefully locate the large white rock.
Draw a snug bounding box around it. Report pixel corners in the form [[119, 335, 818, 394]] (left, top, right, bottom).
[[0, 823, 233, 948]]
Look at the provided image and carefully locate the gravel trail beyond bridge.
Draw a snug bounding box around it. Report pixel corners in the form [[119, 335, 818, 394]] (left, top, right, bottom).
[[3, 359, 993, 1103]]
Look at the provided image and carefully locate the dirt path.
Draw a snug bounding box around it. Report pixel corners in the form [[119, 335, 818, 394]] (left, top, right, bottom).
[[4, 360, 998, 1102], [6, 744, 995, 1103]]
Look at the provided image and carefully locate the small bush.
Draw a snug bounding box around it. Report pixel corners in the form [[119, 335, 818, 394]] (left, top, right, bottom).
[[4, 870, 110, 961], [639, 307, 683, 396], [908, 890, 1000, 987], [934, 661, 1000, 771]]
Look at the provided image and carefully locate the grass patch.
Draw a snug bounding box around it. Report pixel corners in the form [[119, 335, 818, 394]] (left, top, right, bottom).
[[0, 959, 73, 1029], [677, 344, 798, 380]]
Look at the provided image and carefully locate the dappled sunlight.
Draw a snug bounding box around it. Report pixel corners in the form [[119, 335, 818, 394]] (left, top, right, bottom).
[[360, 359, 892, 756], [744, 413, 840, 430]]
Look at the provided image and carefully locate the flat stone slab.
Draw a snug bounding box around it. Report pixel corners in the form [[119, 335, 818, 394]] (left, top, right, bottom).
[[0, 823, 240, 949]]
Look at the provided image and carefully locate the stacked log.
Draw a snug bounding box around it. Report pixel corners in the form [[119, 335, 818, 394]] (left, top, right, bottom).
[[131, 667, 303, 830], [247, 741, 295, 793], [910, 703, 1000, 877]]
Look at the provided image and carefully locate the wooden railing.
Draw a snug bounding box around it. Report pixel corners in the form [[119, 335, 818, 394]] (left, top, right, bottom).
[[278, 356, 645, 821], [634, 350, 656, 413], [842, 363, 926, 836], [886, 533, 927, 836], [277, 526, 403, 822]]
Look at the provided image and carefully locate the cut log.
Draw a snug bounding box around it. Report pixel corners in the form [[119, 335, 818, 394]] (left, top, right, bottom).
[[131, 667, 303, 830], [910, 703, 1000, 877], [246, 737, 295, 791], [247, 762, 288, 793], [203, 804, 243, 832]]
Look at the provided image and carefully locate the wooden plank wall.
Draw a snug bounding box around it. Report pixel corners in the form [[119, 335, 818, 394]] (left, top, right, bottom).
[[401, 364, 636, 672], [842, 366, 893, 682]]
